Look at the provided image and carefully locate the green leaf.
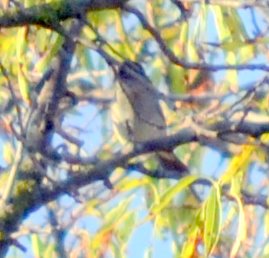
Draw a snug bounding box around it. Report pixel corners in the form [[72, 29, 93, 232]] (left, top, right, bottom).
[[102, 196, 133, 230], [230, 194, 246, 257], [16, 27, 27, 60], [16, 27, 31, 103], [151, 175, 199, 215], [34, 34, 63, 73], [167, 64, 187, 94], [31, 234, 45, 258], [203, 185, 222, 256], [18, 64, 30, 104], [117, 211, 136, 242]]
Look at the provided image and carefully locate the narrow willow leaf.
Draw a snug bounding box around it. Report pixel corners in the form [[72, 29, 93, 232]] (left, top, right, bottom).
[[204, 184, 222, 256], [35, 35, 63, 73], [151, 175, 198, 215], [181, 226, 200, 257], [220, 143, 254, 185], [230, 194, 246, 258], [31, 234, 44, 258], [18, 64, 30, 104]]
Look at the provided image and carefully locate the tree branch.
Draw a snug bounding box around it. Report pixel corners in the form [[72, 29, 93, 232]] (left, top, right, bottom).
[[123, 5, 269, 72], [182, 0, 268, 8], [0, 0, 128, 28], [1, 112, 269, 254], [0, 18, 84, 257]]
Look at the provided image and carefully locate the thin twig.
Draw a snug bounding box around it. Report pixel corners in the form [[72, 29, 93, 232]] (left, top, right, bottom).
[[123, 5, 269, 72]]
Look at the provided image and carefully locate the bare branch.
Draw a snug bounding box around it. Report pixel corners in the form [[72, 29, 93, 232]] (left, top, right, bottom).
[[241, 190, 269, 209], [182, 0, 268, 8], [123, 5, 269, 72]]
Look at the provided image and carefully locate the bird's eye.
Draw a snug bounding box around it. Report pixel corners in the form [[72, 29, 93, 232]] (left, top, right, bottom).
[[119, 60, 146, 79], [44, 120, 54, 132], [127, 61, 146, 77], [119, 68, 130, 80]]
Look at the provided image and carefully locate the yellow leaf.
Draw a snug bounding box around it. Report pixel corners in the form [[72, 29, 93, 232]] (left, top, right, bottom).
[[239, 44, 255, 63], [181, 209, 204, 257], [220, 142, 254, 185], [210, 6, 231, 42], [161, 25, 180, 41], [16, 26, 31, 104], [181, 226, 200, 258], [116, 177, 151, 192], [3, 142, 14, 164], [84, 199, 102, 217], [16, 27, 27, 61]]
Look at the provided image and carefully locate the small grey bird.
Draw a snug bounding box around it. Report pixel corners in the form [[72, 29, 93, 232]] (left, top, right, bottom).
[[112, 60, 188, 177]]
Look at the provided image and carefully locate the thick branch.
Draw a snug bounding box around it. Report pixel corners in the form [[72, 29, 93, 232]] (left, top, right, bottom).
[[0, 0, 128, 28], [0, 115, 269, 254], [0, 19, 83, 256], [8, 116, 269, 217]]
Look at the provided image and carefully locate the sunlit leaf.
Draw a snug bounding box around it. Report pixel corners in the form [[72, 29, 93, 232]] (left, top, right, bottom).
[[116, 177, 151, 192], [230, 194, 247, 258], [34, 34, 63, 73], [211, 6, 232, 42], [161, 25, 180, 42], [32, 234, 46, 258], [181, 226, 200, 257], [203, 184, 222, 256], [220, 142, 254, 185], [101, 196, 133, 230], [18, 63, 30, 104], [3, 142, 14, 164], [181, 209, 203, 257], [150, 175, 199, 215]]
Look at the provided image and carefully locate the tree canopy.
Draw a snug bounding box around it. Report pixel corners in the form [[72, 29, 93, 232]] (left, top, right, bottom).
[[0, 0, 269, 257]]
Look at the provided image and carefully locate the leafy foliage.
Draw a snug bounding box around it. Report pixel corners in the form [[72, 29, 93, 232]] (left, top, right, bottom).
[[0, 0, 268, 257]]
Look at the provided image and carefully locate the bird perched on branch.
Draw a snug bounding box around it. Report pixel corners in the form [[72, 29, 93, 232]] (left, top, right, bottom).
[[112, 60, 188, 178]]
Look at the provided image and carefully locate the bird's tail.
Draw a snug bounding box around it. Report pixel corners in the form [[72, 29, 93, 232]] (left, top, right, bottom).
[[157, 151, 189, 176], [157, 151, 201, 201]]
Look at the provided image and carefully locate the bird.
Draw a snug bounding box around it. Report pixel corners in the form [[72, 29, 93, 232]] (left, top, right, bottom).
[[112, 60, 189, 178]]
